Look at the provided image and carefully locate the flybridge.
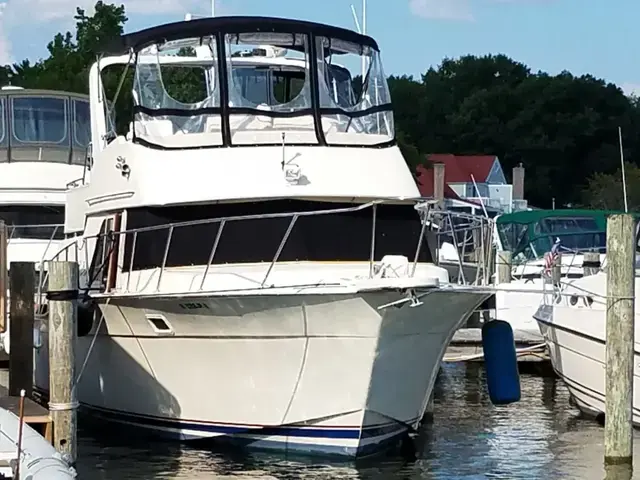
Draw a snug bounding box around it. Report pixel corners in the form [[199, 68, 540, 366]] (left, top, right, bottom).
[[92, 16, 394, 151], [0, 88, 90, 165]]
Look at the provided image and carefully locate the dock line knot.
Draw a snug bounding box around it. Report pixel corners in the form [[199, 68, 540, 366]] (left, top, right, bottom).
[[48, 401, 80, 412]]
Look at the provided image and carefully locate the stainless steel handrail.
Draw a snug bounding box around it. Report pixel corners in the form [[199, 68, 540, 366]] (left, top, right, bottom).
[[45, 199, 445, 295]]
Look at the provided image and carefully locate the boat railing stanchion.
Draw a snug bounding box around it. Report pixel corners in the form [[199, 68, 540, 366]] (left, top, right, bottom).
[[126, 231, 137, 293], [156, 226, 174, 292], [446, 211, 466, 284], [410, 210, 428, 278], [368, 204, 377, 278], [261, 214, 298, 288], [200, 219, 226, 291]]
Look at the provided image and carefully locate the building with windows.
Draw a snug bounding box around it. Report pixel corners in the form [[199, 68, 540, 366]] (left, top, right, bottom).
[[415, 154, 527, 215]]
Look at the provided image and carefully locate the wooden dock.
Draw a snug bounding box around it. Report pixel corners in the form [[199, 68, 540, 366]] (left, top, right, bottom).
[[0, 368, 53, 444], [444, 328, 549, 364]]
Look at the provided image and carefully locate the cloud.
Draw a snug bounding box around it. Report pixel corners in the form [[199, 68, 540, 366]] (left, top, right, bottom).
[[409, 0, 474, 21], [0, 0, 233, 63], [409, 0, 554, 21], [2, 0, 203, 23]]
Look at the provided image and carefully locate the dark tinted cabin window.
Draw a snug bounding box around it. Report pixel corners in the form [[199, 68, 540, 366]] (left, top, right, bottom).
[[122, 201, 432, 270], [0, 205, 64, 240], [88, 220, 110, 288], [0, 98, 6, 147]]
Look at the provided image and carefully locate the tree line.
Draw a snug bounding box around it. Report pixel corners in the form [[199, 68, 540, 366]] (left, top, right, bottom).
[[3, 1, 637, 210]]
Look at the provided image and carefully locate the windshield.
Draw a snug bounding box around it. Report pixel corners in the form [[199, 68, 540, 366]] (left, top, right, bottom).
[[130, 25, 394, 149], [498, 215, 608, 262]]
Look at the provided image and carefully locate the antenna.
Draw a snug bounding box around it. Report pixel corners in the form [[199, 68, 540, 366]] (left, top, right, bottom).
[[362, 0, 366, 36], [619, 126, 629, 213], [349, 0, 368, 81], [470, 174, 489, 219], [350, 5, 361, 33], [211, 0, 215, 16]]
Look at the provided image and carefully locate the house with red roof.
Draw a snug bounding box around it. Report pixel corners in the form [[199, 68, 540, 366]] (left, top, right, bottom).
[[415, 154, 527, 214]]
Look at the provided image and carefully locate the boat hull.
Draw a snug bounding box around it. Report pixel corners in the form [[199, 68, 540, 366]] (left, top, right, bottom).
[[533, 275, 640, 425], [35, 287, 489, 457], [494, 279, 546, 340]]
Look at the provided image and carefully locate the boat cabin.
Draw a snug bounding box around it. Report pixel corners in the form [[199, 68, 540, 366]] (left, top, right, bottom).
[[68, 16, 434, 279], [0, 87, 90, 241], [94, 16, 394, 152], [495, 209, 640, 263]]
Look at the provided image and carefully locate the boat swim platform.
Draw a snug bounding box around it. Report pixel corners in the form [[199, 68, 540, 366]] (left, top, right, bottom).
[[444, 328, 553, 375]]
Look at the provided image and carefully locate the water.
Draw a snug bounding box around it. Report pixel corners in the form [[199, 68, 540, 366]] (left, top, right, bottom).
[[74, 363, 637, 479]]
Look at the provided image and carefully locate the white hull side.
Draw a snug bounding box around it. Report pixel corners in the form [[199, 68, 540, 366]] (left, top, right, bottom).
[[494, 279, 546, 340], [35, 288, 488, 457], [7, 238, 64, 265], [534, 273, 640, 424]]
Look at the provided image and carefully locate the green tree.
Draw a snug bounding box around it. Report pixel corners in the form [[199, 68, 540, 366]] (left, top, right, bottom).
[[394, 54, 640, 208], [582, 162, 640, 211], [7, 2, 640, 213]]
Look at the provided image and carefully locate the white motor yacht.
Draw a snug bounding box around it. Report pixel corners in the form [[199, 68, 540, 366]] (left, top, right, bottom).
[[34, 16, 491, 457], [0, 86, 89, 353]]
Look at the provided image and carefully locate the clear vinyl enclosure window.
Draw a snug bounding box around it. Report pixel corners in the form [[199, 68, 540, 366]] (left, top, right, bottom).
[[133, 37, 221, 148], [316, 36, 393, 146], [126, 21, 395, 148], [224, 32, 315, 145]]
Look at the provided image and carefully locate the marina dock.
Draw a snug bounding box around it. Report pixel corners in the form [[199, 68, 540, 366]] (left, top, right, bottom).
[[444, 327, 551, 375], [0, 369, 53, 443]]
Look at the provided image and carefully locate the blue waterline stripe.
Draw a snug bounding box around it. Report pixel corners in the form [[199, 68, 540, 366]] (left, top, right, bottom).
[[34, 387, 417, 440]]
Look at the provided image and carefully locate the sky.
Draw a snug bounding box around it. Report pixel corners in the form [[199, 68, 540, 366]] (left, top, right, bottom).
[[0, 0, 639, 95]]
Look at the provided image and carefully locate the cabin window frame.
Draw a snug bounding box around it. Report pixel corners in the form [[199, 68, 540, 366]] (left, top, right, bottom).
[[128, 25, 396, 150], [72, 98, 91, 151], [0, 97, 6, 148], [10, 95, 70, 146]]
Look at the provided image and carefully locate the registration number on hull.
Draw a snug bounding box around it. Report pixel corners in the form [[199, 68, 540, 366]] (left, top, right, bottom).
[[178, 302, 210, 311]]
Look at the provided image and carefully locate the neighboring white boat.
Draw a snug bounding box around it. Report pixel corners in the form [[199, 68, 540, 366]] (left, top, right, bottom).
[[533, 271, 640, 423], [0, 86, 89, 353], [0, 403, 77, 479], [492, 209, 611, 340], [33, 16, 491, 457]]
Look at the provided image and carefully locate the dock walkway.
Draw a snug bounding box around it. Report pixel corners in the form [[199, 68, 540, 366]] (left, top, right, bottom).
[[444, 328, 549, 364]]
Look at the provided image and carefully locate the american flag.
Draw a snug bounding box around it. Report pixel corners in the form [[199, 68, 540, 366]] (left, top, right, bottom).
[[544, 237, 562, 273]]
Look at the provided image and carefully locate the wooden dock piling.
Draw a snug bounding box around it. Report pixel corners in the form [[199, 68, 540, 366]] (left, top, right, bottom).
[[551, 253, 562, 286], [47, 261, 79, 464], [604, 214, 635, 466], [583, 251, 601, 277], [8, 262, 35, 398], [495, 250, 512, 284]]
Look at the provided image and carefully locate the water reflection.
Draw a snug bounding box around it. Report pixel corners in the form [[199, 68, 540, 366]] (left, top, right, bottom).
[[75, 363, 640, 479]]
